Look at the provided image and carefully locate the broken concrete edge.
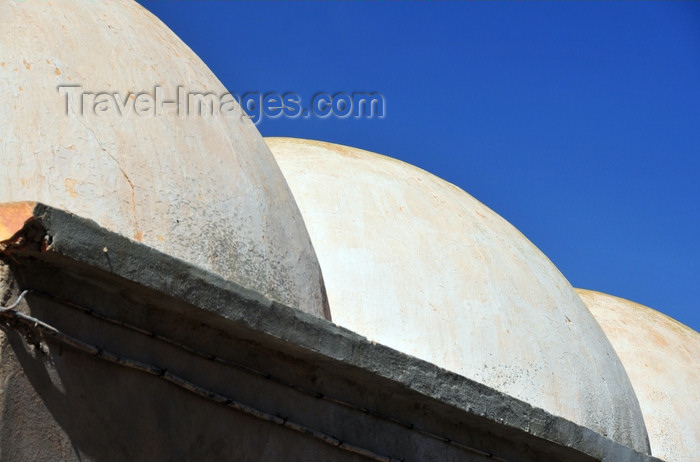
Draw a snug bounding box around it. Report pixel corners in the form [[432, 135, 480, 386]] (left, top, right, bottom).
[[0, 202, 662, 462]]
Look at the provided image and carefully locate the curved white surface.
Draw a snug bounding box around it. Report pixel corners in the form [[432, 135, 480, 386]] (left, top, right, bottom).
[[267, 137, 650, 452], [0, 1, 328, 318], [577, 289, 700, 462]]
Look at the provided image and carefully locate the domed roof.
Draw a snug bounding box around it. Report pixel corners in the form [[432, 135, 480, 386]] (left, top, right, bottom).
[[266, 137, 650, 451], [577, 289, 700, 462], [0, 2, 328, 318]]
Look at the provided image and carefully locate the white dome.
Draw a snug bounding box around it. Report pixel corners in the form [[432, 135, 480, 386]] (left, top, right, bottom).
[[577, 289, 700, 462], [267, 137, 650, 451], [0, 1, 328, 318]]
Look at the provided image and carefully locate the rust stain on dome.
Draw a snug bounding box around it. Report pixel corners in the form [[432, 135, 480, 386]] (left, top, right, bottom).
[[0, 202, 37, 243], [64, 178, 79, 198]]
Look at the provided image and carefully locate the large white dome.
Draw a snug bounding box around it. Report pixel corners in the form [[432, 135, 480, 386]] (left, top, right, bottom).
[[267, 137, 650, 451], [577, 289, 700, 462], [0, 1, 328, 318]]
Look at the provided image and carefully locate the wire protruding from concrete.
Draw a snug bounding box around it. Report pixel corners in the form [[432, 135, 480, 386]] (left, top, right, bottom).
[[0, 289, 30, 313]]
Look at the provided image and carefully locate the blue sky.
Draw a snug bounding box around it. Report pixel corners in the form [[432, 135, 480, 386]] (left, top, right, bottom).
[[142, 1, 699, 331]]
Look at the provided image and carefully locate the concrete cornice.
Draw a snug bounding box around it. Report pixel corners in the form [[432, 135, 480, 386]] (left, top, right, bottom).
[[0, 202, 662, 462]]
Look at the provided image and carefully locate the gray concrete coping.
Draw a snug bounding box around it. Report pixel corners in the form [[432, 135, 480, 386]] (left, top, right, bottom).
[[0, 202, 662, 462]]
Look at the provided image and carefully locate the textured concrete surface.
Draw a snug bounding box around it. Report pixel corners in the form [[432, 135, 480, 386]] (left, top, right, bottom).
[[267, 137, 650, 453], [0, 0, 328, 318], [578, 289, 699, 462], [0, 204, 662, 462]]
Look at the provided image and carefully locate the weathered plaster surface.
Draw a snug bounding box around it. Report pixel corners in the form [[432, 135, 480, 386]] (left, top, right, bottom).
[[267, 137, 650, 453], [0, 1, 328, 318], [578, 289, 699, 462]]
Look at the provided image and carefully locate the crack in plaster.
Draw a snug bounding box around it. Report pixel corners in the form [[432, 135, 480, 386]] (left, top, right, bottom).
[[72, 115, 140, 233]]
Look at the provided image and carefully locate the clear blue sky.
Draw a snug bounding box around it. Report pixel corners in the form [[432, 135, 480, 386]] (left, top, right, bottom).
[[142, 1, 699, 332]]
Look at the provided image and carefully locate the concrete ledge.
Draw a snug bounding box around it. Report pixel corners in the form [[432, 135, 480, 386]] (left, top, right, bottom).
[[0, 202, 661, 461]]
